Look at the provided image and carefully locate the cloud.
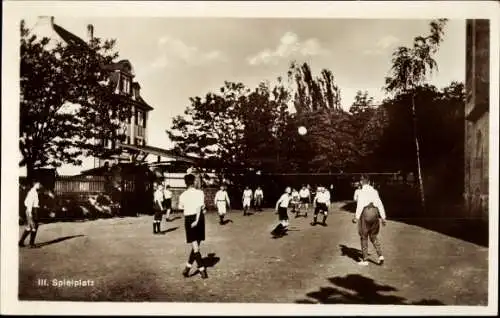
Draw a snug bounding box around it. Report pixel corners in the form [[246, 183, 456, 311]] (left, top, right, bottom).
[[151, 36, 226, 68], [247, 31, 329, 66], [363, 35, 400, 55]]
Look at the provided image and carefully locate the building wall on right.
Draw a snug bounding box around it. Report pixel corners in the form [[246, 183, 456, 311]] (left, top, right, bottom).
[[464, 19, 489, 220]]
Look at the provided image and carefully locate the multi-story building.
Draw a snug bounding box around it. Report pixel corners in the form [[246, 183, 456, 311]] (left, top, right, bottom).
[[27, 16, 154, 175], [464, 19, 489, 220]]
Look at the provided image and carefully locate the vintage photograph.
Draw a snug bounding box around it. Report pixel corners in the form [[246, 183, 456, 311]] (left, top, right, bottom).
[[2, 1, 498, 316]]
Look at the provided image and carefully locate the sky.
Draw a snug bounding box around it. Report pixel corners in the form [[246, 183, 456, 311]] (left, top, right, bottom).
[[24, 17, 466, 151]]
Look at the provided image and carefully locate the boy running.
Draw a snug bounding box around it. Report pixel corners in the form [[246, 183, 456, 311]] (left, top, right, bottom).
[[214, 185, 230, 225], [271, 187, 292, 236], [352, 176, 387, 266], [242, 186, 253, 216], [19, 181, 42, 248], [311, 186, 330, 226], [179, 174, 208, 279]]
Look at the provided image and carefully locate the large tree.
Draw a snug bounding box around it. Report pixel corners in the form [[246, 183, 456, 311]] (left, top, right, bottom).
[[384, 18, 448, 211], [20, 20, 127, 179]]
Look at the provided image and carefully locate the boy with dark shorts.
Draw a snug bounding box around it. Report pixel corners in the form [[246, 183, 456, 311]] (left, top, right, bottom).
[[153, 183, 164, 234], [179, 174, 208, 279], [163, 182, 173, 222], [271, 187, 291, 236]]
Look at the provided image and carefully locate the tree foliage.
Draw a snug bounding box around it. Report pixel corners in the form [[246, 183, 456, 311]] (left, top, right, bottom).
[[20, 20, 128, 178]]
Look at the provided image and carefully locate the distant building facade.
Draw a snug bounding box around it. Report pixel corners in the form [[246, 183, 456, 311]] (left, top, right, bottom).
[[27, 16, 153, 175], [464, 19, 489, 220]]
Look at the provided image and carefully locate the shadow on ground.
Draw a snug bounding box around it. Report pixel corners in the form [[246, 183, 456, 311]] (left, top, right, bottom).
[[35, 235, 85, 248], [296, 274, 445, 305], [159, 227, 179, 234], [340, 202, 488, 247], [339, 244, 378, 265]]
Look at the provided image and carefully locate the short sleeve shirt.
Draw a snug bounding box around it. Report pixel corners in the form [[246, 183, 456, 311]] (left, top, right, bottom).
[[179, 188, 205, 216]]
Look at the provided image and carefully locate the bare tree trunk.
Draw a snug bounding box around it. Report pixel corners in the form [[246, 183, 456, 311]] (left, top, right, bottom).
[[411, 93, 426, 213]]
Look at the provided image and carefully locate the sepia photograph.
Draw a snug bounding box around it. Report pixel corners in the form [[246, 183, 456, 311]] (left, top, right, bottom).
[[1, 1, 498, 316]]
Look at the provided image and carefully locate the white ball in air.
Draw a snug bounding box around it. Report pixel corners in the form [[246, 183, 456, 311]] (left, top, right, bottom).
[[298, 126, 307, 135]]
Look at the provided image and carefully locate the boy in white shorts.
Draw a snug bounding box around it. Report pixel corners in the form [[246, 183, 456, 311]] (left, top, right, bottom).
[[214, 185, 230, 225]]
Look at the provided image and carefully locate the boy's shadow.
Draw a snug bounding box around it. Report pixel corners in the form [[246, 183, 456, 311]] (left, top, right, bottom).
[[339, 244, 377, 264], [159, 226, 179, 234], [167, 215, 182, 221], [221, 219, 233, 225], [189, 253, 221, 276]]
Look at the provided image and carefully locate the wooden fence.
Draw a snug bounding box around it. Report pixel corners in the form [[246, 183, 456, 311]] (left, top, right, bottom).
[[54, 175, 107, 195]]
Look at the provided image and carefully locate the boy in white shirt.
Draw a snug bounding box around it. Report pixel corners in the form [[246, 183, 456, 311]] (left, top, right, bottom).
[[162, 182, 173, 222], [214, 185, 230, 225], [352, 176, 387, 266], [179, 174, 208, 279], [298, 185, 311, 217], [254, 186, 264, 212], [312, 186, 330, 226], [271, 187, 292, 237], [242, 186, 253, 216], [19, 181, 42, 248], [153, 183, 164, 234], [290, 188, 300, 217]]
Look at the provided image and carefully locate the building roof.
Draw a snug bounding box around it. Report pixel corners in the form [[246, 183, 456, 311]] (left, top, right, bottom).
[[31, 16, 153, 111], [119, 143, 198, 164]]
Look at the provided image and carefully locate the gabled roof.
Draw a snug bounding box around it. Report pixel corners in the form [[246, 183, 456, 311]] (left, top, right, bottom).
[[53, 24, 89, 48]]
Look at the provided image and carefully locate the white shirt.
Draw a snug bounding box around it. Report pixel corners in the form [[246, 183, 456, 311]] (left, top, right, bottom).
[[243, 189, 253, 199], [215, 190, 230, 203], [353, 188, 361, 202], [163, 188, 172, 199], [291, 191, 300, 200], [315, 191, 330, 204], [254, 189, 263, 198], [24, 187, 39, 210], [355, 184, 386, 220], [276, 193, 291, 208], [299, 189, 310, 198], [179, 188, 205, 216], [154, 189, 164, 205]]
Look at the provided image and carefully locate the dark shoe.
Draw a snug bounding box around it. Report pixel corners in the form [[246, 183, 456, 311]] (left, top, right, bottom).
[[322, 221, 327, 226], [29, 244, 39, 249], [200, 270, 208, 279], [310, 221, 317, 226], [18, 242, 25, 247], [182, 267, 190, 278]]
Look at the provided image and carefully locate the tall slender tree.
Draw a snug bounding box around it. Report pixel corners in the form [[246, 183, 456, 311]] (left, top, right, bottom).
[[384, 18, 448, 212]]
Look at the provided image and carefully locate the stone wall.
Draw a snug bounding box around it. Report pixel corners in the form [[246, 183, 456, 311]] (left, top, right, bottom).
[[464, 19, 489, 221]]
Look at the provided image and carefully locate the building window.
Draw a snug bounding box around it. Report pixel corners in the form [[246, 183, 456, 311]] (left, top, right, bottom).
[[126, 136, 130, 144], [143, 112, 147, 128], [121, 75, 130, 94], [137, 110, 144, 127]]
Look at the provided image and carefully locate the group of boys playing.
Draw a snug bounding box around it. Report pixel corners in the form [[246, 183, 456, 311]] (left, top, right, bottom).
[[19, 174, 386, 281]]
